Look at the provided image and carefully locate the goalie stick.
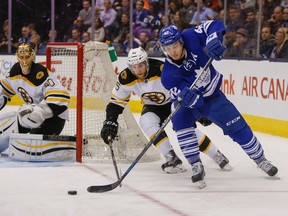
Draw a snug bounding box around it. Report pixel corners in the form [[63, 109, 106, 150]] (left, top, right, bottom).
[[87, 58, 213, 193]]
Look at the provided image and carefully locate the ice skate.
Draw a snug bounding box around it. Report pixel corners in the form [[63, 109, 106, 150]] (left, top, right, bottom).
[[162, 150, 186, 174], [258, 159, 279, 177], [213, 150, 233, 171], [191, 161, 206, 189]]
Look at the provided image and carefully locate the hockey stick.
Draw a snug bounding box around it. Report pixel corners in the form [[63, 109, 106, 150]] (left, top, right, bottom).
[[108, 136, 122, 187], [87, 58, 213, 193]]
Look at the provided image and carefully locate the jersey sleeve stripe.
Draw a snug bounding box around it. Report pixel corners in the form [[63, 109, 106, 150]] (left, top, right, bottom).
[[111, 93, 130, 102], [109, 100, 127, 107], [45, 90, 69, 97], [0, 80, 16, 96]]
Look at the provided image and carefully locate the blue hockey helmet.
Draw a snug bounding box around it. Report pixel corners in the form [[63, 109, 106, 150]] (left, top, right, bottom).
[[159, 25, 182, 47]]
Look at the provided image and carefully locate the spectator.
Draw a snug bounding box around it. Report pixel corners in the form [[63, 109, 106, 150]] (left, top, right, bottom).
[[147, 1, 163, 33], [112, 13, 130, 44], [189, 0, 216, 26], [282, 7, 288, 28], [95, 0, 114, 17], [281, 0, 288, 8], [71, 16, 85, 36], [87, 17, 106, 42], [178, 0, 195, 29], [67, 28, 82, 42], [0, 19, 18, 53], [115, 0, 130, 24], [224, 25, 238, 49], [133, 0, 151, 35], [240, 0, 256, 10], [226, 5, 245, 31], [100, 0, 117, 34], [243, 7, 258, 39], [260, 26, 276, 58], [122, 34, 141, 53], [18, 25, 31, 44], [82, 31, 92, 43], [137, 31, 150, 51], [225, 28, 256, 58], [37, 30, 60, 55], [168, 0, 182, 23], [28, 23, 41, 41], [268, 5, 284, 35], [78, 0, 93, 31], [171, 10, 188, 31], [270, 27, 288, 58]]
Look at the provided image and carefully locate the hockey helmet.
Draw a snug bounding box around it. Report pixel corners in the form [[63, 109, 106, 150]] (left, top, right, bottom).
[[159, 25, 182, 47], [16, 43, 35, 75], [127, 47, 149, 79]]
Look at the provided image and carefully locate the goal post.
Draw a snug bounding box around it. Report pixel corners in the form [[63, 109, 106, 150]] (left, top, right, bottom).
[[46, 42, 161, 163]]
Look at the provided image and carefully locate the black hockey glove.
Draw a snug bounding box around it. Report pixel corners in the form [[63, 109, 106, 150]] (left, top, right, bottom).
[[198, 117, 212, 127], [100, 119, 119, 144]]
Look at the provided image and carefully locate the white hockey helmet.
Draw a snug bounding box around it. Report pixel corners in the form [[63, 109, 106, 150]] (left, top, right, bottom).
[[127, 47, 149, 72]]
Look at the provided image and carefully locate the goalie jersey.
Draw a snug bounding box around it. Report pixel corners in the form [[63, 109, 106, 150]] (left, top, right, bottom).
[[0, 62, 70, 120], [107, 58, 170, 118]]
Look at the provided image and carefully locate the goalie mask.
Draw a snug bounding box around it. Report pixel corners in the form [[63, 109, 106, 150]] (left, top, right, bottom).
[[16, 43, 35, 75], [127, 47, 149, 80]]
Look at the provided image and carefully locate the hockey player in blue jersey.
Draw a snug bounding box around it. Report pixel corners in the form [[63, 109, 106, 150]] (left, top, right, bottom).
[[159, 20, 278, 188]]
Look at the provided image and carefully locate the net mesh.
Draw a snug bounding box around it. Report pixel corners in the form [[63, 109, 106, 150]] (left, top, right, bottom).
[[47, 42, 160, 163]]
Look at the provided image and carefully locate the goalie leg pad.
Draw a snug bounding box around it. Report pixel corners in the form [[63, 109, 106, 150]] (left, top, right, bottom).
[[9, 133, 76, 162], [0, 111, 17, 153]]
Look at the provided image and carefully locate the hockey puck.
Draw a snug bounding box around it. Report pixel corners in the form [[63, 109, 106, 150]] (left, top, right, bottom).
[[68, 190, 77, 195]]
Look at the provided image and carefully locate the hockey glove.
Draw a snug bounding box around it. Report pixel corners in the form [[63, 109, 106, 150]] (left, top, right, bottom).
[[100, 119, 119, 144], [178, 87, 204, 108], [198, 117, 212, 126], [206, 32, 226, 61]]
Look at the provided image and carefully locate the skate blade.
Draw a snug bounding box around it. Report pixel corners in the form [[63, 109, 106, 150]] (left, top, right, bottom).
[[196, 180, 206, 189], [164, 164, 187, 174], [222, 164, 233, 171]]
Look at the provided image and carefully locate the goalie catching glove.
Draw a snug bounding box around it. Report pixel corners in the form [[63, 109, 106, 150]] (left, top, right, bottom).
[[18, 101, 53, 129], [100, 118, 119, 144]]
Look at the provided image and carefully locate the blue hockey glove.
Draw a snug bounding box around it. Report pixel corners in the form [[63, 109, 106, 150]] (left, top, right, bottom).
[[206, 32, 226, 61], [100, 118, 119, 144], [178, 87, 204, 108]]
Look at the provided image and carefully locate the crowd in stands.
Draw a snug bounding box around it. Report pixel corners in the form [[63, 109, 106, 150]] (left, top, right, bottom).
[[1, 0, 288, 59]]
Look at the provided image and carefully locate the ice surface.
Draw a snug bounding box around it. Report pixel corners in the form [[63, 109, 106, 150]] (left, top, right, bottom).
[[0, 106, 287, 216]]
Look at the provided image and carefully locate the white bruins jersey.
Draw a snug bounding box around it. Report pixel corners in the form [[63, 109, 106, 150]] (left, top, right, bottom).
[[0, 62, 70, 120], [110, 59, 171, 108]]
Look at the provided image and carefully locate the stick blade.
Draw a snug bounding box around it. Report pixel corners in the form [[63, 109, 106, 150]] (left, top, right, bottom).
[[87, 181, 120, 193]]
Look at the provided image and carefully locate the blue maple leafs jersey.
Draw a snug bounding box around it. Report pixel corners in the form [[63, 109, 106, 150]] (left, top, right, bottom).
[[161, 20, 226, 102]]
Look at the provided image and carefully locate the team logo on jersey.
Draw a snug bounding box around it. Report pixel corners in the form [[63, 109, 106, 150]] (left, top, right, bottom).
[[36, 71, 44, 79], [121, 71, 127, 80], [142, 92, 166, 104], [183, 59, 195, 71], [170, 87, 180, 100]]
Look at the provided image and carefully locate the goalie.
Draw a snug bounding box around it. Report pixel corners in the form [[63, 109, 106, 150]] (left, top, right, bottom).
[[0, 43, 72, 161], [101, 47, 232, 173]]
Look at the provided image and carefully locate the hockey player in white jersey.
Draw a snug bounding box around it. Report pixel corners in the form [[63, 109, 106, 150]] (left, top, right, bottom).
[[100, 47, 232, 173], [0, 43, 71, 159], [159, 21, 278, 187]]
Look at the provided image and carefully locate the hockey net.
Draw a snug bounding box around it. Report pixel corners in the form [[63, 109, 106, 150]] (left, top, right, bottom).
[[46, 42, 160, 163]]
